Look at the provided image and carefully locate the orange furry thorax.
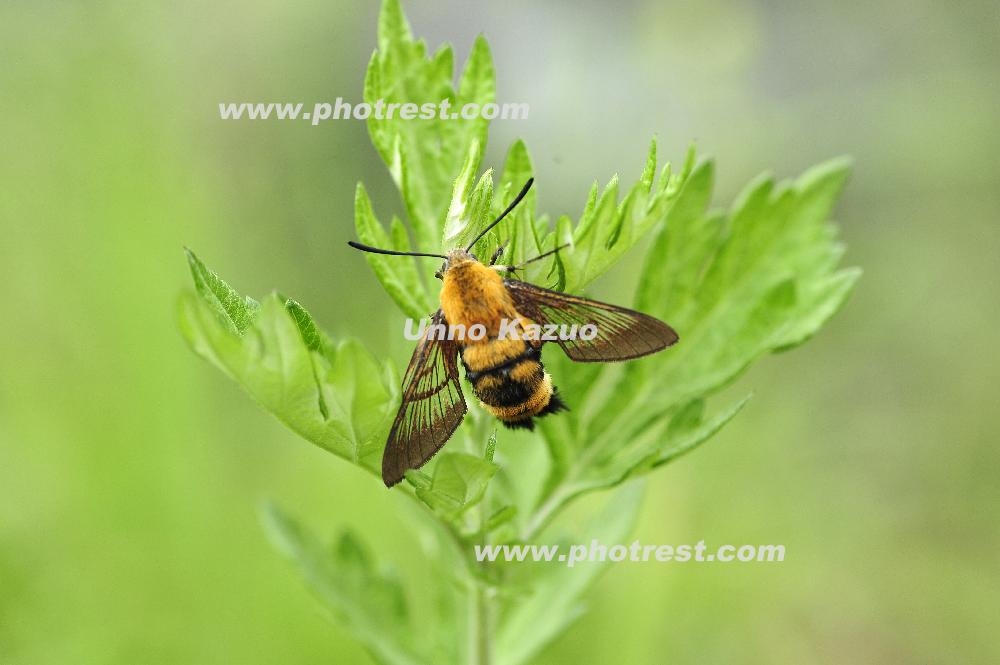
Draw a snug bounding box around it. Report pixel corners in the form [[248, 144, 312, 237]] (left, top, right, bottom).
[[440, 259, 518, 339]]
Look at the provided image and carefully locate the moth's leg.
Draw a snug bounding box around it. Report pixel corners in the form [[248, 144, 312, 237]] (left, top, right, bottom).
[[491, 264, 517, 273], [492, 244, 570, 277], [488, 241, 509, 266], [512, 243, 569, 270]]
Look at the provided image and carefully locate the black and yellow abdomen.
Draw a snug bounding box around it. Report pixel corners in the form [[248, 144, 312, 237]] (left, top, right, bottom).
[[461, 335, 564, 429]]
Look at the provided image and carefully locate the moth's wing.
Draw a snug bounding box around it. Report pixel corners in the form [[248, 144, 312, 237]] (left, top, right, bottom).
[[382, 310, 467, 487], [505, 279, 678, 362]]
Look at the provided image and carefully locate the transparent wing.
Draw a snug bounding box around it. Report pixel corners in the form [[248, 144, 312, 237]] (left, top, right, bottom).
[[382, 310, 467, 486], [505, 279, 678, 362]]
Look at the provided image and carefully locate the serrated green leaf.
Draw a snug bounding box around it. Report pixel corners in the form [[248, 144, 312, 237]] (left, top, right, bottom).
[[493, 140, 543, 279], [262, 502, 425, 665], [354, 183, 434, 319], [412, 450, 499, 521], [442, 139, 484, 247], [458, 35, 495, 111], [556, 147, 696, 293], [533, 157, 859, 525], [376, 0, 412, 56], [363, 0, 494, 252], [179, 253, 399, 475], [634, 160, 718, 315], [652, 397, 751, 469]]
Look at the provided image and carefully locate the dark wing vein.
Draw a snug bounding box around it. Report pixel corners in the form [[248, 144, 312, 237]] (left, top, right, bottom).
[[505, 279, 678, 362], [382, 310, 466, 486]]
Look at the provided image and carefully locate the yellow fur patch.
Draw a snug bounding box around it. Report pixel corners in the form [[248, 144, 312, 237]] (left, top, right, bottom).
[[462, 337, 525, 371], [509, 359, 541, 382], [475, 374, 504, 390]]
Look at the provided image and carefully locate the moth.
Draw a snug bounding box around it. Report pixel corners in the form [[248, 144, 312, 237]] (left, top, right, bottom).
[[349, 179, 678, 486]]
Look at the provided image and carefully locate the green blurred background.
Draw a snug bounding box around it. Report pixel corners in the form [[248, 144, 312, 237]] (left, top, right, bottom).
[[2, 0, 997, 663]]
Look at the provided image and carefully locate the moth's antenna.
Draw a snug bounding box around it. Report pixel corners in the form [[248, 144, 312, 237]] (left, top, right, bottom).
[[347, 241, 448, 260], [465, 178, 534, 252]]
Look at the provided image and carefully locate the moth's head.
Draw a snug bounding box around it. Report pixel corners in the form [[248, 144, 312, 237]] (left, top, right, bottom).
[[436, 248, 478, 279]]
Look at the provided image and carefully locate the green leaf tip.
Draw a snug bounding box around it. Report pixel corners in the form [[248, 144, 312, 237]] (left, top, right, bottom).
[[377, 0, 412, 54], [184, 248, 259, 334]]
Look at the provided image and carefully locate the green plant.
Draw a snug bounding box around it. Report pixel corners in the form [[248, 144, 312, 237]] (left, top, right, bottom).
[[179, 1, 859, 663]]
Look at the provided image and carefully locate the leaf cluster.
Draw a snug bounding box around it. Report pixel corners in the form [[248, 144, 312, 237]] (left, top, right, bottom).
[[179, 1, 859, 662]]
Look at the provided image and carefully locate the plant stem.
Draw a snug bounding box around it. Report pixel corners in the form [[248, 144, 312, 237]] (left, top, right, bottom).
[[522, 484, 573, 541], [470, 476, 494, 665], [471, 576, 493, 665]]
